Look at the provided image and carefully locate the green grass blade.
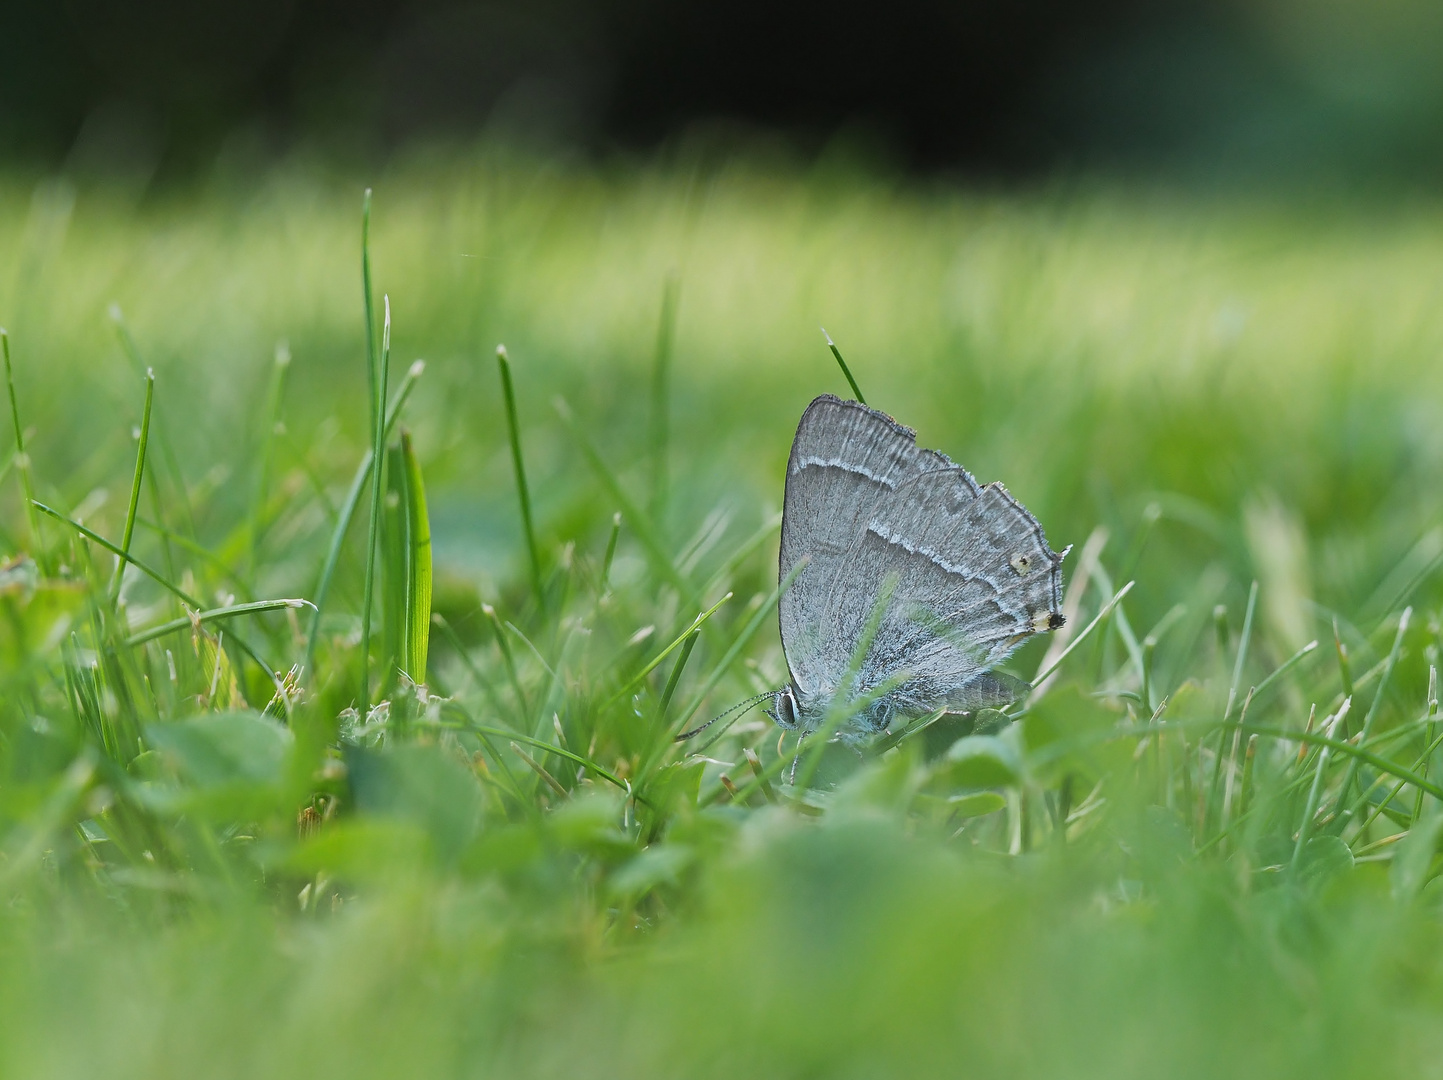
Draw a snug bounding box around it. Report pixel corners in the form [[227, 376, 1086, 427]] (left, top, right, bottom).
[[484, 602, 528, 722], [362, 188, 378, 437], [110, 309, 198, 543], [1333, 616, 1355, 699], [1025, 580, 1136, 694], [247, 342, 291, 579], [1249, 639, 1319, 703], [399, 430, 432, 684], [1225, 581, 1259, 723], [658, 629, 700, 723], [649, 272, 680, 524], [1417, 665, 1439, 821], [359, 296, 392, 712], [1336, 607, 1412, 826], [2, 328, 43, 560], [109, 368, 154, 605], [1205, 580, 1258, 830], [603, 591, 732, 709], [496, 345, 544, 608], [1292, 700, 1351, 870], [452, 720, 631, 792], [1089, 559, 1146, 689], [124, 598, 312, 648], [601, 511, 621, 589], [381, 441, 407, 691], [821, 327, 866, 404]]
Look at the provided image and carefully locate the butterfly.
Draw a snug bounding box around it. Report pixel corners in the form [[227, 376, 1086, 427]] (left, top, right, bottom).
[[764, 394, 1067, 738]]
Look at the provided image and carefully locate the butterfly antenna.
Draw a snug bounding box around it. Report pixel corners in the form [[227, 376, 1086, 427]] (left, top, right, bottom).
[[674, 690, 777, 741]]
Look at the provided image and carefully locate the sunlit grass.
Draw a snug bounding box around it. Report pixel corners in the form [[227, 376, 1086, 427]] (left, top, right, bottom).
[[3, 147, 1443, 1077]]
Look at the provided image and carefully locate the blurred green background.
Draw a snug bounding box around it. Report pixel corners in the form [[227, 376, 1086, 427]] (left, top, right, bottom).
[[7, 2, 1443, 1077]]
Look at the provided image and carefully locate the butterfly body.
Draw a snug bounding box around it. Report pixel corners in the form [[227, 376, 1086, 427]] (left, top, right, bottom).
[[773, 395, 1066, 738]]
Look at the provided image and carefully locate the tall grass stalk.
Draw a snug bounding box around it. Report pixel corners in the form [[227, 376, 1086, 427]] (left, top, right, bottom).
[[497, 345, 543, 608], [821, 327, 866, 403], [359, 297, 392, 713], [109, 368, 154, 605], [1, 329, 41, 559], [649, 273, 679, 524]]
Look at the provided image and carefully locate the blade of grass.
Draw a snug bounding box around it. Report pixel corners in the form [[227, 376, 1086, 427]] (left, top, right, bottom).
[[124, 599, 313, 648], [603, 592, 732, 710], [1250, 639, 1319, 703], [658, 630, 699, 723], [1333, 616, 1354, 699], [1292, 700, 1352, 871], [247, 342, 291, 580], [110, 308, 197, 545], [109, 368, 154, 606], [650, 272, 679, 524], [304, 359, 424, 674], [1335, 607, 1412, 828], [601, 512, 621, 589], [398, 430, 432, 684], [497, 345, 544, 608], [1415, 666, 1439, 821], [2, 329, 42, 561], [359, 296, 392, 713], [1090, 559, 1146, 689], [1022, 580, 1136, 698], [821, 327, 866, 403], [1206, 580, 1258, 831], [439, 724, 633, 793], [483, 603, 528, 722], [361, 188, 378, 436], [1357, 708, 1443, 839]]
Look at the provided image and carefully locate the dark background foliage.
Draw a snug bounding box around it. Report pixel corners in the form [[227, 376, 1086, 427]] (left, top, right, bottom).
[[7, 0, 1443, 177]]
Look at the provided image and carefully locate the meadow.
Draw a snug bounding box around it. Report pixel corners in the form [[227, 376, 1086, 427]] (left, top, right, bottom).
[[4, 144, 1443, 1077]]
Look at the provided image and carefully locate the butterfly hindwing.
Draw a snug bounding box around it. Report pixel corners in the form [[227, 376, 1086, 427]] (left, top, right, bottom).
[[847, 468, 1065, 705], [779, 395, 1065, 727]]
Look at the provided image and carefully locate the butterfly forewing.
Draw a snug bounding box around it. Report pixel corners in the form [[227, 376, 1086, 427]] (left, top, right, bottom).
[[779, 395, 953, 697]]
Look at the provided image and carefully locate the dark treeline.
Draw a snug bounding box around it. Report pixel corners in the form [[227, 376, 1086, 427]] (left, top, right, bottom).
[[5, 0, 1443, 177]]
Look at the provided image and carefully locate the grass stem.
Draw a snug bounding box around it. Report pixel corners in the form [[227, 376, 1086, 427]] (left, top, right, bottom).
[[650, 273, 679, 524], [1, 329, 42, 562], [497, 345, 544, 608], [359, 297, 392, 713], [821, 327, 866, 403], [109, 369, 154, 605]]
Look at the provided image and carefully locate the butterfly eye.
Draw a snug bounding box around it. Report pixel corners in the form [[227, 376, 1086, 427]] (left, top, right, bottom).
[[1010, 553, 1032, 575]]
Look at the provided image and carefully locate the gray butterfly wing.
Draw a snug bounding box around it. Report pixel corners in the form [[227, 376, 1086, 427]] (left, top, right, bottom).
[[778, 395, 952, 697], [841, 467, 1066, 711], [781, 396, 1065, 719]]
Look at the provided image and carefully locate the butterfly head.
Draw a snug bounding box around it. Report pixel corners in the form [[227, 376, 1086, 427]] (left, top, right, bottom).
[[766, 684, 802, 730]]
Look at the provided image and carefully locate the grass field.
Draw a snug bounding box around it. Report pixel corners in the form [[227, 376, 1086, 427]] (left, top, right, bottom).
[[5, 145, 1443, 1077]]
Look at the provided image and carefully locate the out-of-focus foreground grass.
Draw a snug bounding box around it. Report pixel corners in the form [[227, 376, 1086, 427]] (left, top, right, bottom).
[[5, 148, 1443, 1077]]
